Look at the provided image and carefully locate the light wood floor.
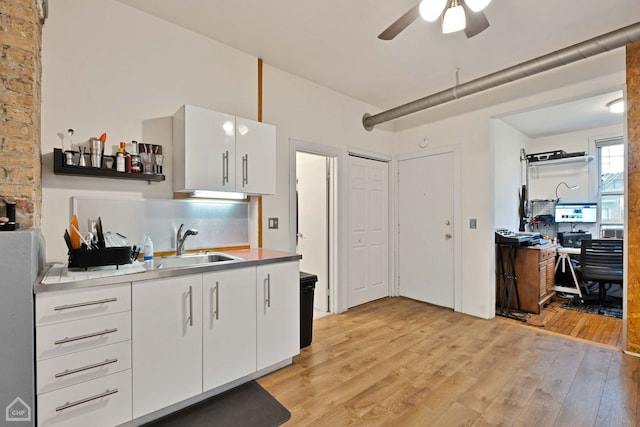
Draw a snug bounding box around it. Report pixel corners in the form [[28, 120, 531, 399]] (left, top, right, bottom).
[[497, 298, 624, 348], [259, 297, 639, 426]]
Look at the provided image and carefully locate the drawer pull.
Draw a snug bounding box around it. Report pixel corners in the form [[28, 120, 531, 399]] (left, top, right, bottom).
[[56, 389, 118, 412], [54, 358, 118, 378], [54, 298, 118, 311], [54, 328, 118, 345]]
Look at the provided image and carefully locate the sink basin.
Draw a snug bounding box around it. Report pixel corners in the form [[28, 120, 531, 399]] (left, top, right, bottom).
[[153, 252, 242, 269]]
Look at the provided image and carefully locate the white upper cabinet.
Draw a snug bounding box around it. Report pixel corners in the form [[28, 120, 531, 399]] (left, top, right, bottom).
[[235, 117, 276, 195], [173, 105, 276, 195]]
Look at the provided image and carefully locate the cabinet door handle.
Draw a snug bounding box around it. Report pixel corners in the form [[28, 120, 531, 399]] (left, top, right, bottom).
[[265, 273, 271, 308], [56, 389, 118, 412], [54, 328, 118, 345], [186, 285, 193, 327], [212, 281, 220, 320], [222, 150, 229, 184], [242, 154, 248, 186], [55, 358, 118, 378], [54, 298, 117, 311]]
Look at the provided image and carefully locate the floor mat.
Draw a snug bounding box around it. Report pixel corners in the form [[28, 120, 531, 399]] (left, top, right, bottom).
[[560, 302, 622, 319], [144, 381, 291, 427]]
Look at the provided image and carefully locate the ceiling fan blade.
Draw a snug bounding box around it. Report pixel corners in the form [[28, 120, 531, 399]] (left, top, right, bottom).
[[378, 4, 421, 40], [462, 3, 490, 38]]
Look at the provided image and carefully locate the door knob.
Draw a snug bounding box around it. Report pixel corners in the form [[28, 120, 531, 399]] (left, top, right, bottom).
[[445, 233, 452, 239]]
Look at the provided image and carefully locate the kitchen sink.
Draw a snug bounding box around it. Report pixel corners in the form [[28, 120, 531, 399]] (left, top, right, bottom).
[[153, 252, 242, 269]]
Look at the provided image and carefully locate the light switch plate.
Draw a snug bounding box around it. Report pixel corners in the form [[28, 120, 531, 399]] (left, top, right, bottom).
[[268, 217, 279, 229]]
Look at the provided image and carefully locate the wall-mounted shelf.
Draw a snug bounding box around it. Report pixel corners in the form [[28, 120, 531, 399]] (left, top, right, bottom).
[[53, 148, 165, 182], [527, 155, 594, 167]]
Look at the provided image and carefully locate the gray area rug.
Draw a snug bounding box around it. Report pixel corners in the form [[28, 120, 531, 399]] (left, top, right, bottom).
[[560, 302, 622, 319], [144, 381, 290, 427]]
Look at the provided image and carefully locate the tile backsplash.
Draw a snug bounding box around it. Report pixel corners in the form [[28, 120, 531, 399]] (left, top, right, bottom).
[[72, 196, 249, 253]]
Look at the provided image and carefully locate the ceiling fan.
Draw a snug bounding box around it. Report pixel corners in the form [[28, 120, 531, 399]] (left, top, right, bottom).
[[378, 0, 491, 40]]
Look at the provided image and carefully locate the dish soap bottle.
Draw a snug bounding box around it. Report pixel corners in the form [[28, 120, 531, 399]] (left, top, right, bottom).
[[143, 235, 154, 266]]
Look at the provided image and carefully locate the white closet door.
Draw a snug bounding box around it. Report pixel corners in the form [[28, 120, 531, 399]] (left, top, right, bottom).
[[347, 156, 389, 308]]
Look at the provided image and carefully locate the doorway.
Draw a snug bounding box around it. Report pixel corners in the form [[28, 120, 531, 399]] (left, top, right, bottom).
[[291, 141, 339, 318], [397, 147, 462, 310], [296, 152, 332, 317]]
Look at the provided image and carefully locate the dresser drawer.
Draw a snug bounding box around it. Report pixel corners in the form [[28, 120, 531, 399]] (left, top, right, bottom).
[[539, 247, 556, 262], [36, 283, 131, 327], [37, 340, 131, 394], [36, 311, 131, 361], [37, 369, 131, 427]]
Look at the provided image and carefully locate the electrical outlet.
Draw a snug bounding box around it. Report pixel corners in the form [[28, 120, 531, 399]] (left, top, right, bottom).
[[268, 217, 279, 229], [470, 218, 477, 229], [88, 219, 98, 234]]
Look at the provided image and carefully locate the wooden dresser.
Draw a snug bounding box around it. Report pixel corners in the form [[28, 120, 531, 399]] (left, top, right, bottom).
[[497, 244, 556, 314]]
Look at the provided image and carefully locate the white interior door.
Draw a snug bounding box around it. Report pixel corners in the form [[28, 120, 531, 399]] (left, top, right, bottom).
[[348, 155, 389, 308], [398, 152, 455, 308], [296, 152, 329, 313]]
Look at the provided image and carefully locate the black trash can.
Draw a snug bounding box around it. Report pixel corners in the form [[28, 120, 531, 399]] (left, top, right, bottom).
[[299, 271, 317, 348]]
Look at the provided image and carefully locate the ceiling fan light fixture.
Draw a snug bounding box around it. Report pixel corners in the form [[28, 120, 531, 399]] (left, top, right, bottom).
[[606, 98, 624, 114], [464, 0, 492, 13], [419, 0, 448, 22], [442, 1, 466, 34]]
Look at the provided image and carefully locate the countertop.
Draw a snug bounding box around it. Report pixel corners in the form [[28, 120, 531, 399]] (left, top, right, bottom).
[[35, 248, 302, 293]]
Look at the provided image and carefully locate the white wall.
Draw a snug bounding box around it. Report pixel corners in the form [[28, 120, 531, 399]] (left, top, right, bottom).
[[493, 120, 530, 230], [392, 64, 625, 319], [261, 64, 393, 253], [41, 0, 394, 263], [42, 0, 258, 261], [40, 0, 627, 320], [526, 123, 623, 237]]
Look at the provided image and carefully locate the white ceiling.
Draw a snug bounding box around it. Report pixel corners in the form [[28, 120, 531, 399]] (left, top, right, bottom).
[[499, 90, 625, 138], [117, 0, 639, 133]]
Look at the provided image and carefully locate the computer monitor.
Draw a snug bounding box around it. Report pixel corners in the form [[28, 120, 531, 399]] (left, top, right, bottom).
[[554, 203, 597, 223]]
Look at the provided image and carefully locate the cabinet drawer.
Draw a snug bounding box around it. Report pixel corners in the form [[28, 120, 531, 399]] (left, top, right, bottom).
[[36, 311, 131, 361], [539, 247, 556, 262], [37, 369, 131, 427], [36, 283, 131, 326], [37, 341, 131, 394]]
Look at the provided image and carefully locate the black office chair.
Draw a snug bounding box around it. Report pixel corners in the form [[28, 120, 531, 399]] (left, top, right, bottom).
[[579, 239, 623, 303]]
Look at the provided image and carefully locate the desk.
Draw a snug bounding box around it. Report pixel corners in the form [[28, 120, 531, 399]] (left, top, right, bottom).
[[554, 247, 583, 298], [496, 244, 556, 314]]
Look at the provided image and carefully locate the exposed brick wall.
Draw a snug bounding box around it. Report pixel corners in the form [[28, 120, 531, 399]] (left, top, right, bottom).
[[0, 0, 42, 228], [627, 41, 640, 354]]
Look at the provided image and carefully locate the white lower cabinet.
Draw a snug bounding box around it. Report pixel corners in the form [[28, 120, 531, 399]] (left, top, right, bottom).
[[37, 370, 131, 427], [35, 283, 132, 427], [128, 260, 299, 421], [202, 267, 257, 391], [257, 261, 300, 370], [132, 274, 203, 418]]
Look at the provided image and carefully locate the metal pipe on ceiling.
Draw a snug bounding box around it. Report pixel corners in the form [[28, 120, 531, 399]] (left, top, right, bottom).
[[362, 22, 640, 131]]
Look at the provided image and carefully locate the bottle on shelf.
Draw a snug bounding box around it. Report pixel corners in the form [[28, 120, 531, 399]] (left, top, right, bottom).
[[116, 142, 126, 172], [130, 141, 141, 173], [116, 141, 132, 173]]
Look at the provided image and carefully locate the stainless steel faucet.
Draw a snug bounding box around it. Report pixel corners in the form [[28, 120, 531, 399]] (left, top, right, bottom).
[[176, 224, 199, 255]]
